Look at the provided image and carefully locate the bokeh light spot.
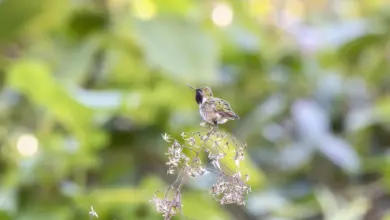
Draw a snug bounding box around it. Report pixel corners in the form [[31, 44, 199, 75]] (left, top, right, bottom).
[[212, 3, 233, 27], [132, 0, 156, 20], [17, 134, 39, 157]]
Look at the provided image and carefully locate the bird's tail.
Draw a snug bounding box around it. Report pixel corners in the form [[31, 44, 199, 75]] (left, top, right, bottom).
[[219, 111, 240, 120], [229, 113, 239, 120]]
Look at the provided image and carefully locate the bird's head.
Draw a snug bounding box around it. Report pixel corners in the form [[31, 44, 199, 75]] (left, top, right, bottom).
[[187, 85, 213, 104]]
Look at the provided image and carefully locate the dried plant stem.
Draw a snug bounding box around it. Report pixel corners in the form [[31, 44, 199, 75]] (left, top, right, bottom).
[[164, 181, 184, 220]]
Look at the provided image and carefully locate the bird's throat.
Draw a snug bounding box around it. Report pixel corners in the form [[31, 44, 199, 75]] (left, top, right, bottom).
[[201, 97, 208, 104], [195, 89, 203, 104]]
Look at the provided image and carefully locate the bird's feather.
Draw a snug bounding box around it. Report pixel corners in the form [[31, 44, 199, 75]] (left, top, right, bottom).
[[213, 98, 239, 119]]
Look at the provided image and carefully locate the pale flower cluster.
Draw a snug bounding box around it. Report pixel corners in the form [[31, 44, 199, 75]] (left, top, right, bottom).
[[210, 173, 251, 205], [185, 157, 207, 177], [164, 138, 189, 175], [150, 193, 181, 218], [151, 128, 251, 219], [234, 143, 246, 167]]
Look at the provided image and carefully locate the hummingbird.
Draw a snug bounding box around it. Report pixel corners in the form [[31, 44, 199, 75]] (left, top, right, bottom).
[[187, 85, 239, 126]]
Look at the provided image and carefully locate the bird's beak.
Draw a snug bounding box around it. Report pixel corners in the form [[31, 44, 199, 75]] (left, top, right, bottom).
[[186, 84, 196, 90]]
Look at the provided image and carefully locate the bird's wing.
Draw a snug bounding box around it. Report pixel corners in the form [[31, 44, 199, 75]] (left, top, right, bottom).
[[214, 98, 239, 119]]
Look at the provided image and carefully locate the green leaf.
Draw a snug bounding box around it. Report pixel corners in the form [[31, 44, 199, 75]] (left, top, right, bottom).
[[338, 33, 385, 65], [153, 0, 192, 16], [0, 0, 43, 42], [17, 207, 73, 220], [56, 37, 101, 85], [7, 60, 95, 145], [0, 0, 68, 43], [0, 187, 17, 215], [182, 192, 229, 220], [132, 17, 219, 84], [0, 212, 11, 220], [373, 97, 390, 122], [67, 9, 108, 39], [221, 147, 265, 188]]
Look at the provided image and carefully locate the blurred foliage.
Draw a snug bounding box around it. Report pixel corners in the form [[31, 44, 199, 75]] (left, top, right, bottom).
[[1, 0, 390, 219]]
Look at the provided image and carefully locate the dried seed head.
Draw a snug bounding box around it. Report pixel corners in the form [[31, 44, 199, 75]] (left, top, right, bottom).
[[89, 206, 98, 218], [209, 174, 250, 206], [150, 194, 179, 217], [162, 133, 171, 143], [185, 165, 207, 177], [157, 127, 251, 219], [187, 137, 196, 146]]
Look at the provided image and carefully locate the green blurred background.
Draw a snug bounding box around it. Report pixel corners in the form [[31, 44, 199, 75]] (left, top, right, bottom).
[[1, 0, 390, 219]]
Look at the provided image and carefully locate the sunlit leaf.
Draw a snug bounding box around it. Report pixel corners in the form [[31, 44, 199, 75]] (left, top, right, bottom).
[[220, 141, 265, 187], [132, 17, 219, 84], [56, 37, 101, 85], [7, 60, 96, 145], [182, 192, 229, 220], [373, 97, 390, 122], [131, 0, 157, 20], [154, 0, 192, 16]]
